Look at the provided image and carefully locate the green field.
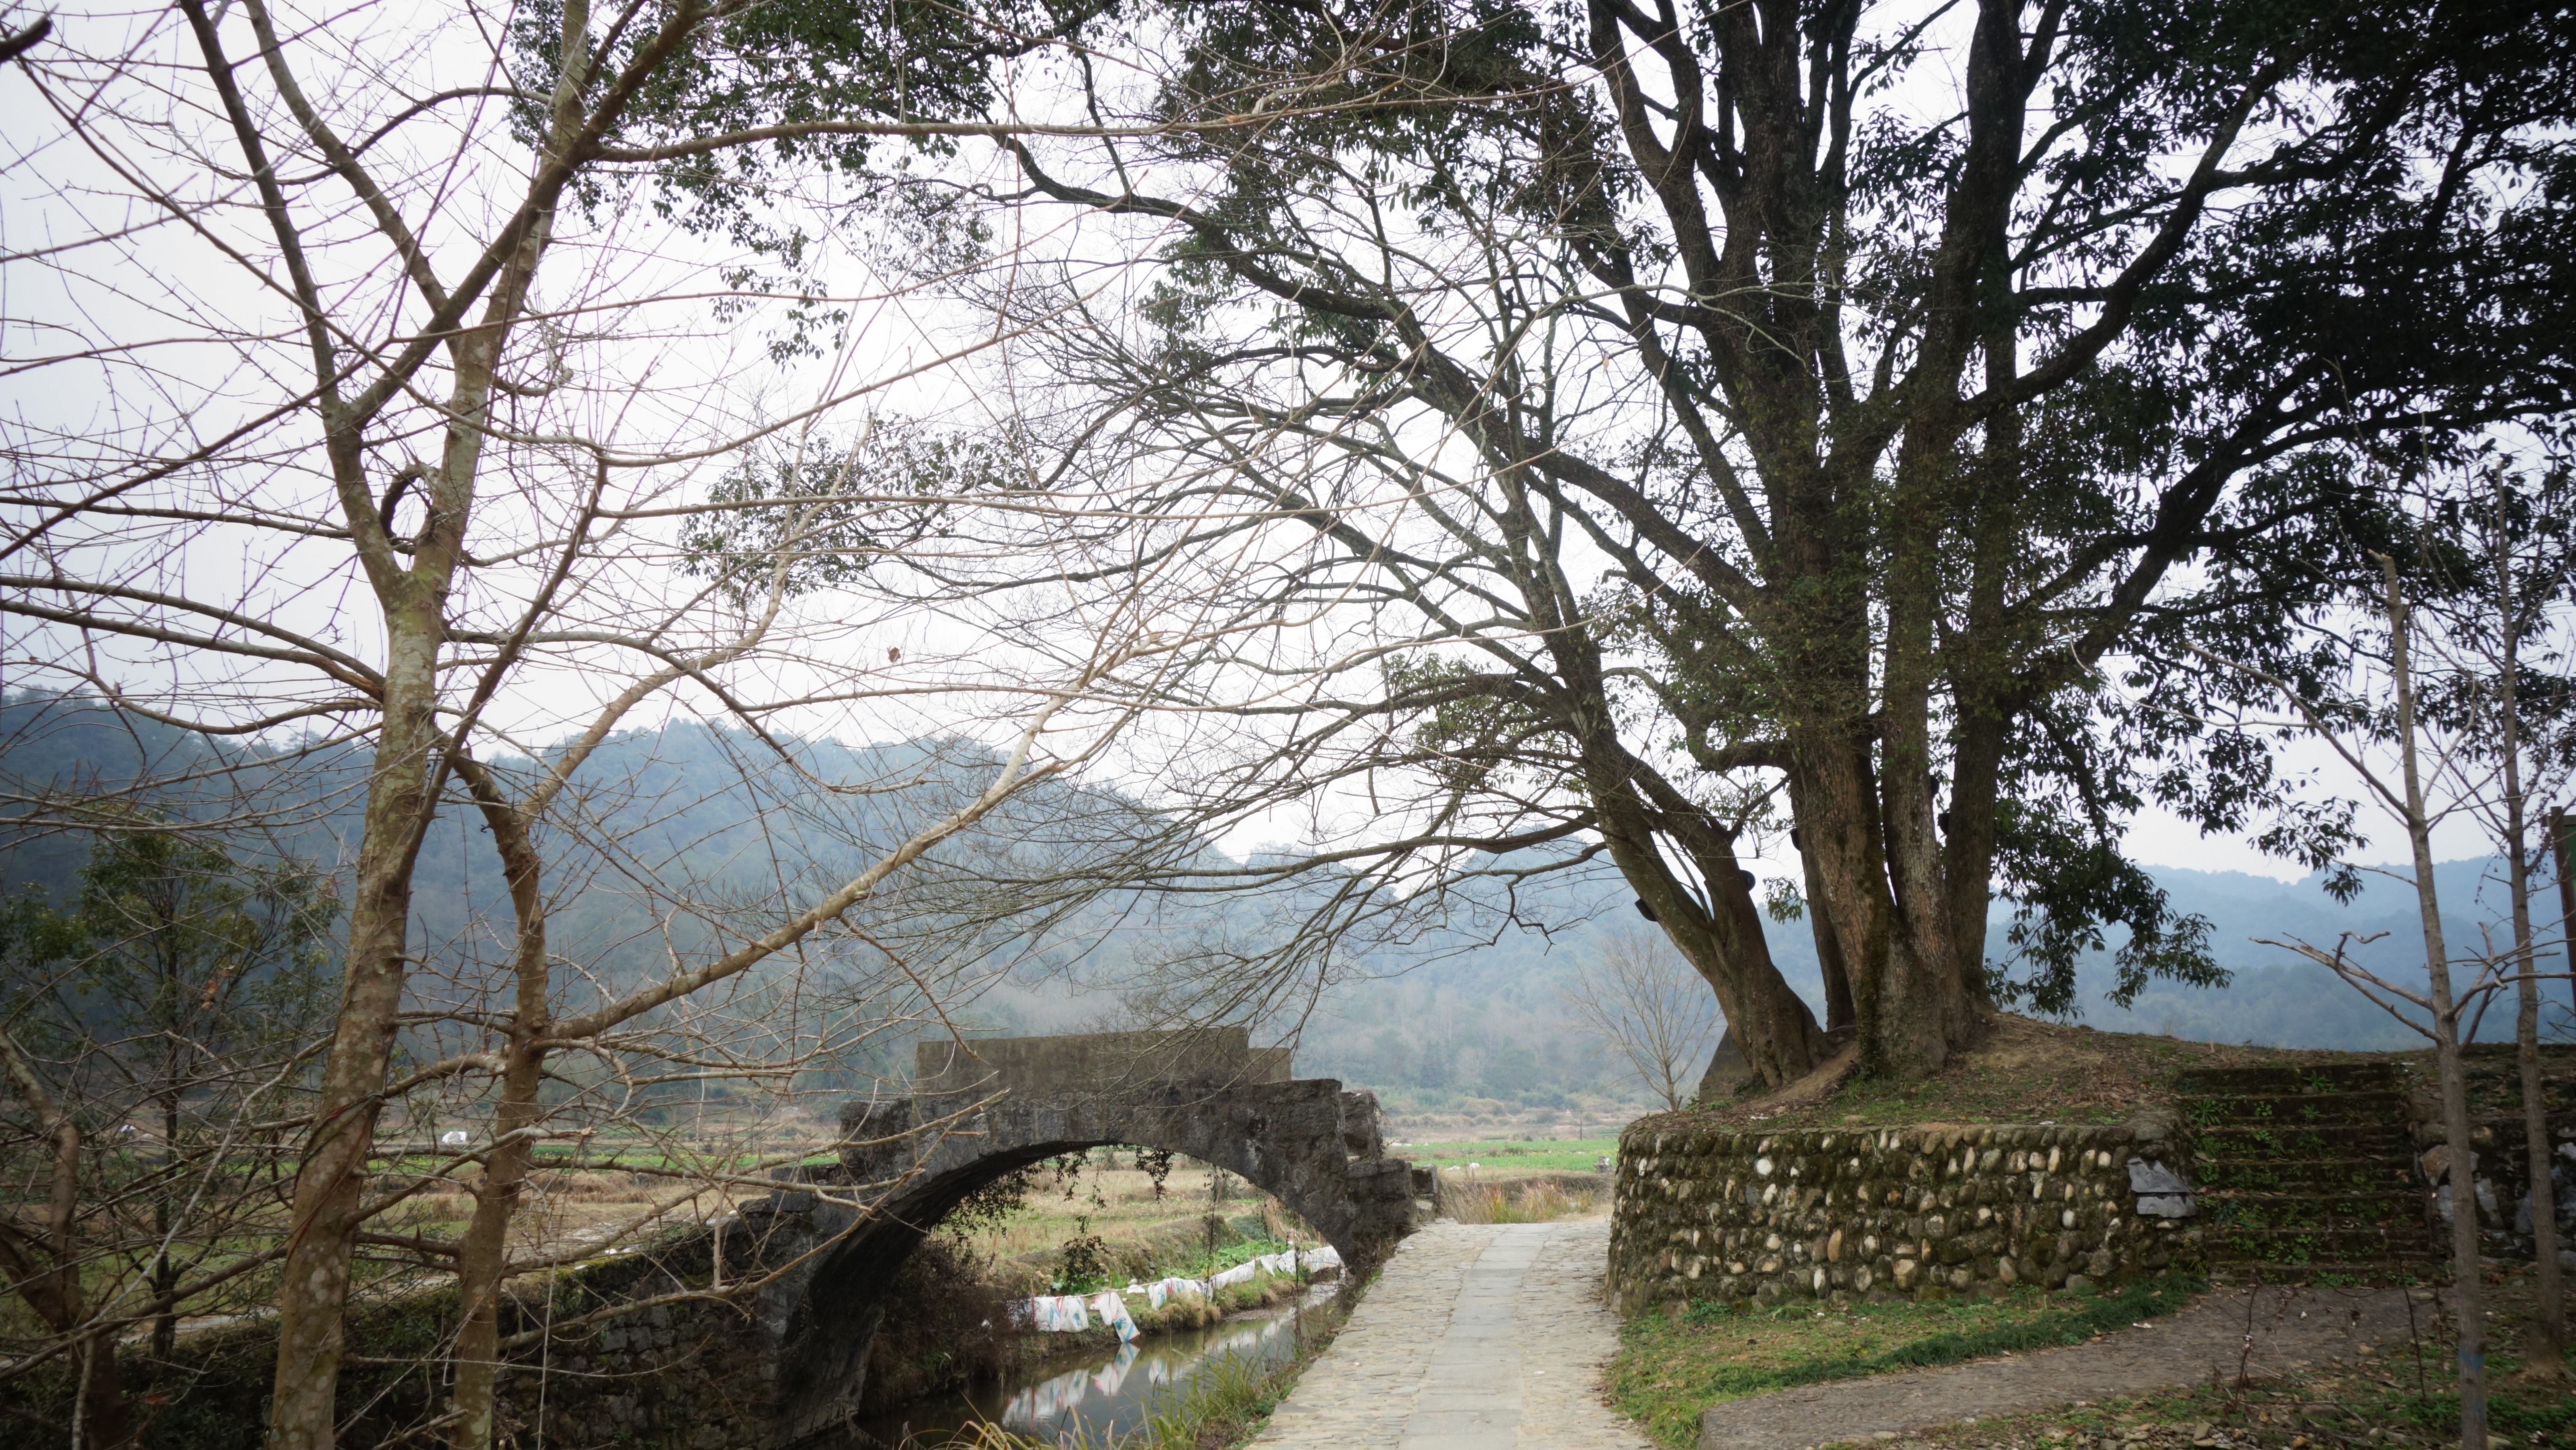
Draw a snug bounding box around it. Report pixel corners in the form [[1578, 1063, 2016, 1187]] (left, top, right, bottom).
[[1388, 1136, 1621, 1173]]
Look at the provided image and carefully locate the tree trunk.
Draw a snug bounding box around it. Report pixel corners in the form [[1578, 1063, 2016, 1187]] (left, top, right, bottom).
[[1940, 319, 2019, 1013], [1874, 540, 1974, 1076], [1800, 740, 1978, 1079], [261, 90, 555, 1442], [2383, 554, 2486, 1450], [1695, 1027, 1751, 1103], [1814, 0, 2031, 1083], [1625, 830, 1828, 1088], [1801, 745, 1898, 1069], [2492, 520, 2563, 1379], [265, 330, 522, 1450], [73, 1333, 139, 1450], [263, 635, 434, 1450], [2513, 886, 2565, 1381], [1707, 864, 1832, 1084], [444, 760, 554, 1448], [1559, 610, 1828, 1088], [152, 1081, 179, 1364], [1787, 779, 1856, 1038]]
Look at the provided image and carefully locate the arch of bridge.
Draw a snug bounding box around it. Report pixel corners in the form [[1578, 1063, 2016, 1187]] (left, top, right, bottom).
[[762, 1034, 1416, 1442]]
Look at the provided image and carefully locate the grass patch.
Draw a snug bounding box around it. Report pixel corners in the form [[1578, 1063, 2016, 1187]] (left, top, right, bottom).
[[1609, 1277, 2203, 1449], [1170, 1234, 1299, 1278], [1393, 1136, 1621, 1172]]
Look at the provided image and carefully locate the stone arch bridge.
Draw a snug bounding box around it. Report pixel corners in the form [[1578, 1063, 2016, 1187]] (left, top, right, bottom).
[[735, 1030, 1423, 1443]]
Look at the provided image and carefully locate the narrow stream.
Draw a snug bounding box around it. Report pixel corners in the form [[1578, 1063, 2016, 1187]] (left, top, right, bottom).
[[843, 1282, 1343, 1448]]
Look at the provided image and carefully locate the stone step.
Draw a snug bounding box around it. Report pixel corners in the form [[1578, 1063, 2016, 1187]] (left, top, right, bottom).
[[2186, 1090, 2412, 1125], [2190, 1126, 2415, 1158], [2199, 1178, 2417, 1204], [2211, 1259, 2438, 1285], [2176, 1063, 2406, 1096], [2195, 1152, 2413, 1170], [2201, 1184, 2420, 1202], [2199, 1190, 2424, 1229], [2195, 1159, 2419, 1192], [2207, 1224, 2434, 1262]]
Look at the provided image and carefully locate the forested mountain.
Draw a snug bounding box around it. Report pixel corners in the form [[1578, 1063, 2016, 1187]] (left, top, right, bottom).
[[0, 695, 2556, 1118], [2050, 861, 2570, 1051]]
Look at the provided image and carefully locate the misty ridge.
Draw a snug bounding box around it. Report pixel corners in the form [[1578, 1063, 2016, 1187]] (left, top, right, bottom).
[[0, 692, 2553, 1118]]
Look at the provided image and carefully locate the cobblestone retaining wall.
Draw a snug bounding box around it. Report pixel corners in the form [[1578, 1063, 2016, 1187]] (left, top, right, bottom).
[[2431, 1111, 2576, 1263], [1609, 1119, 2205, 1311]]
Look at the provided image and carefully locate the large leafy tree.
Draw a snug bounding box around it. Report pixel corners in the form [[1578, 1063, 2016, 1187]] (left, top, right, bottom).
[[965, 0, 2576, 1080]]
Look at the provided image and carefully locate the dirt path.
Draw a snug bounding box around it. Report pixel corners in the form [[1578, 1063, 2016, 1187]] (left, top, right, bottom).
[[1698, 1283, 2432, 1450]]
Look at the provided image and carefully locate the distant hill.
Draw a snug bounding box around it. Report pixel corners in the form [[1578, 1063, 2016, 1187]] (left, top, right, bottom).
[[0, 693, 2562, 1118], [2058, 859, 2573, 1050]]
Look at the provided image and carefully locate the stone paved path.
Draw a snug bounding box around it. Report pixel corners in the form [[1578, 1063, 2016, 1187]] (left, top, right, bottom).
[[1698, 1282, 2428, 1450], [1252, 1218, 1654, 1450]]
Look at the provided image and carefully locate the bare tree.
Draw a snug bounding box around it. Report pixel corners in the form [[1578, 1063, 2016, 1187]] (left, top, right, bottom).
[[2212, 557, 2493, 1449], [0, 1028, 139, 1450], [2376, 555, 2495, 1450], [0, 3, 1338, 1444], [2203, 501, 2576, 1449], [0, 823, 339, 1450], [2455, 461, 2572, 1382], [1559, 924, 1720, 1112]]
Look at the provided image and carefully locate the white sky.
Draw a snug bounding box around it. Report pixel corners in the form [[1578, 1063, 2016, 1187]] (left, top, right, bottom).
[[2, 0, 2553, 902]]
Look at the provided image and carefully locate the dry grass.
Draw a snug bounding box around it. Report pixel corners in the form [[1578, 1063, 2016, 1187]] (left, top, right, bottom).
[[1437, 1172, 1605, 1224], [346, 1169, 752, 1268], [1678, 1015, 2409, 1132]]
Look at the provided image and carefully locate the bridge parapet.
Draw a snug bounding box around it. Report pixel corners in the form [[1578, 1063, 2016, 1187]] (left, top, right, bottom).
[[911, 1025, 1288, 1100]]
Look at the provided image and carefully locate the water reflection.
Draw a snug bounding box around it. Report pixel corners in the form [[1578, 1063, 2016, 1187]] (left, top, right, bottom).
[[848, 1285, 1338, 1447]]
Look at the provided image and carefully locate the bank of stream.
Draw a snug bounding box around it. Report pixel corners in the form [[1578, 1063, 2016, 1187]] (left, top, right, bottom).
[[842, 1281, 1344, 1448]]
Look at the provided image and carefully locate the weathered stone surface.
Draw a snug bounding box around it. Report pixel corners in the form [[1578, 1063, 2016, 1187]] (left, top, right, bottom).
[[1609, 1121, 2202, 1311], [2127, 1157, 2191, 1194]]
